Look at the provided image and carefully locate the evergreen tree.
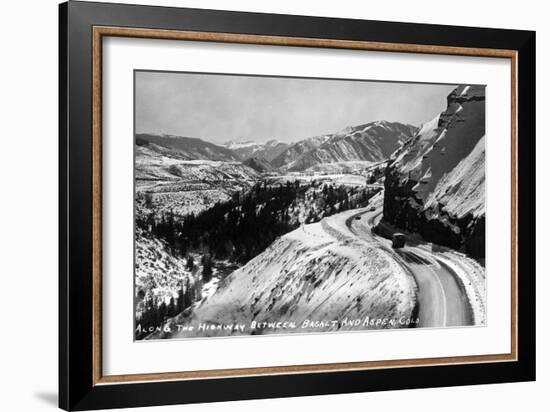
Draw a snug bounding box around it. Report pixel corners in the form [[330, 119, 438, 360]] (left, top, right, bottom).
[[183, 277, 194, 309], [177, 285, 185, 313], [186, 255, 194, 271], [144, 192, 153, 208], [201, 254, 213, 283], [168, 297, 176, 317], [158, 301, 167, 322]]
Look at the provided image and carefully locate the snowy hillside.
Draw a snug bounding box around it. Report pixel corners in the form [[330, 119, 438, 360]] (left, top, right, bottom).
[[243, 156, 275, 173], [135, 228, 194, 311], [164, 209, 416, 338], [136, 143, 259, 218], [137, 133, 239, 161], [279, 121, 416, 172], [270, 135, 332, 168], [424, 135, 485, 218], [383, 85, 486, 257]]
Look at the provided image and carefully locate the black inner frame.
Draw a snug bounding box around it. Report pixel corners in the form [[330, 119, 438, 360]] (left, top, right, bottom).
[[59, 1, 536, 410]]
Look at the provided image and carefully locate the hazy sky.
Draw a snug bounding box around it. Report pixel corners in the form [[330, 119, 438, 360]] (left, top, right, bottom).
[[135, 71, 456, 144]]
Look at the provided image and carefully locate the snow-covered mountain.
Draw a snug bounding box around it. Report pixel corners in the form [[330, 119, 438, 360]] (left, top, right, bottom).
[[270, 135, 332, 169], [222, 139, 290, 162], [137, 133, 239, 161], [382, 85, 486, 257], [276, 121, 416, 172], [242, 156, 275, 173]]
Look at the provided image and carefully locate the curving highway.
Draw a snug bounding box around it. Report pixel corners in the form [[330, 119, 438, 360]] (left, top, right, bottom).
[[345, 200, 473, 328]]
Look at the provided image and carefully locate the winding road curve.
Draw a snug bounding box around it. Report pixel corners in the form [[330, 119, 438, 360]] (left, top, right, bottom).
[[344, 201, 473, 328]]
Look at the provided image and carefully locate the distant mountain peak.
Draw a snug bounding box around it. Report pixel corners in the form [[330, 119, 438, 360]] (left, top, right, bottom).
[[222, 139, 257, 147]]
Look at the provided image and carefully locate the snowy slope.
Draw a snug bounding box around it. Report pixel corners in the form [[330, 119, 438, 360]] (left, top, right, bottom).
[[270, 135, 332, 168], [136, 144, 259, 218], [243, 156, 275, 173], [425, 135, 485, 219], [280, 121, 416, 172], [136, 133, 239, 161], [135, 228, 194, 311], [168, 209, 416, 338]]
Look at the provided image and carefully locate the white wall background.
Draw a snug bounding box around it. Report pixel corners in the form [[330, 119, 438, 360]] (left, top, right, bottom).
[[0, 0, 545, 411]]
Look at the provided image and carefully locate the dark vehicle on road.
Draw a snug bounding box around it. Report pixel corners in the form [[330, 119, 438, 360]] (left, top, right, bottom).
[[392, 233, 406, 249], [355, 216, 361, 220], [369, 206, 376, 211]]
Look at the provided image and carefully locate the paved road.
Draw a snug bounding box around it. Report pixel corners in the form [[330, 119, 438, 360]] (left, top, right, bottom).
[[346, 205, 473, 328]]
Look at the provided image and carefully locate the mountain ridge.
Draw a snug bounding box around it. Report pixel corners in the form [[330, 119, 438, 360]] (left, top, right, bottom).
[[221, 139, 290, 162], [138, 119, 419, 173], [277, 121, 417, 172], [136, 133, 240, 162]]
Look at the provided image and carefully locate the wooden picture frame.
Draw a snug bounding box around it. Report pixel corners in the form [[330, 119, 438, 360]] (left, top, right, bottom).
[[59, 1, 535, 410]]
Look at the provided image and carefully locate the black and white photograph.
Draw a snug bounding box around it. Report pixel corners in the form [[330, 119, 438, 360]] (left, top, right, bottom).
[[134, 72, 486, 340]]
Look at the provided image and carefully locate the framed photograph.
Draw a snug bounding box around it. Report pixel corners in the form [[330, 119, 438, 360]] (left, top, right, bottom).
[[59, 1, 535, 410]]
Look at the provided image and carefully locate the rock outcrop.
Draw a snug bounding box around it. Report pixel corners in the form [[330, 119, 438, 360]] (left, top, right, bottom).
[[382, 85, 486, 258]]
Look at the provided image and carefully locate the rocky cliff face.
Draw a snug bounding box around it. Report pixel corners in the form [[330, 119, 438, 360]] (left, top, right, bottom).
[[382, 85, 486, 257]]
